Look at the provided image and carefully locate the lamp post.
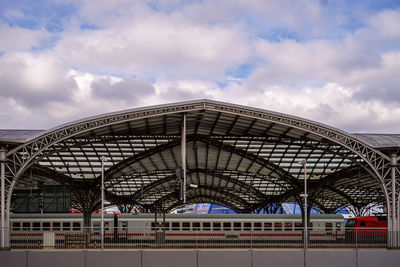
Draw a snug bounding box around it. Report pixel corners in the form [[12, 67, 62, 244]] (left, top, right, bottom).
[[101, 156, 107, 251], [299, 159, 308, 267]]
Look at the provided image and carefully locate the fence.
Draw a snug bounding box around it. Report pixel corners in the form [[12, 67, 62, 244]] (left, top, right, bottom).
[[2, 227, 388, 250]]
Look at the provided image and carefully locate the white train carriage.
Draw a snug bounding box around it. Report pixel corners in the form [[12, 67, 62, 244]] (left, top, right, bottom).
[[118, 213, 345, 243], [10, 213, 115, 247], [9, 213, 345, 247]]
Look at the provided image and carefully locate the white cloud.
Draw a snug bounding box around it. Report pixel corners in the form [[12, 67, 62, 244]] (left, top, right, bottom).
[[0, 1, 400, 134], [0, 25, 51, 52], [368, 8, 400, 39], [53, 17, 250, 80], [0, 51, 76, 107]]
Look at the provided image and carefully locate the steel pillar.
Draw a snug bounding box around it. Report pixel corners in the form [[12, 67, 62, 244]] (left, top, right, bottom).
[[390, 154, 399, 248], [0, 148, 6, 249], [101, 156, 106, 251], [181, 113, 187, 203]]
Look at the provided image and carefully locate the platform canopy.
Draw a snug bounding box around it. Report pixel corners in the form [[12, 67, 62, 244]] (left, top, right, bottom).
[[1, 100, 398, 215]]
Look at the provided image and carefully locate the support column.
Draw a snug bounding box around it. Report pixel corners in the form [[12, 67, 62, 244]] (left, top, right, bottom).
[[390, 154, 398, 248], [181, 113, 187, 203], [0, 148, 6, 249], [83, 210, 92, 248]]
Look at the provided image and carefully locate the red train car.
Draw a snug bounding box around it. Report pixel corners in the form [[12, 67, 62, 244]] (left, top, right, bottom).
[[346, 216, 387, 241]]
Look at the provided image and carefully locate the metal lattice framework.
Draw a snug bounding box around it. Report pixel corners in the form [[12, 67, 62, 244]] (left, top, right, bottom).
[[1, 99, 400, 247]]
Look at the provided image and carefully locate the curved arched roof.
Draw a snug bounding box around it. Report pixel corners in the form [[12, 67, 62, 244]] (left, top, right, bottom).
[[1, 100, 391, 213]]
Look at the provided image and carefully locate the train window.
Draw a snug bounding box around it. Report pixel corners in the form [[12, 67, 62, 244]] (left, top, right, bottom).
[[326, 222, 332, 235], [93, 222, 100, 234], [151, 222, 158, 231], [243, 222, 251, 231], [63, 222, 71, 231], [308, 223, 313, 231], [122, 221, 128, 231], [274, 222, 282, 231], [12, 222, 21, 231], [223, 222, 231, 231], [203, 222, 211, 231], [172, 222, 180, 231], [284, 222, 293, 231], [295, 223, 302, 231], [182, 222, 190, 230], [193, 222, 201, 230], [360, 221, 366, 227], [264, 222, 272, 231], [105, 222, 110, 231], [53, 222, 61, 231], [254, 222, 262, 231], [213, 222, 221, 231], [233, 222, 242, 231], [73, 222, 81, 231], [43, 222, 51, 231], [163, 222, 170, 231], [336, 222, 341, 229], [22, 222, 31, 231], [33, 222, 41, 231]]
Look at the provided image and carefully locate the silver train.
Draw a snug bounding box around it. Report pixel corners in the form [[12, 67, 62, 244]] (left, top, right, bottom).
[[10, 213, 345, 247]]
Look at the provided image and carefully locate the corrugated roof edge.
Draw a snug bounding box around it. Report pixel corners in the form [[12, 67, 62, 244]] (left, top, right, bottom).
[[2, 100, 399, 149], [24, 99, 354, 142]]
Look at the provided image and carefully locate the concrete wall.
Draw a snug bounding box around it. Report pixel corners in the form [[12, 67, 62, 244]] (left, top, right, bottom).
[[1, 249, 400, 267]]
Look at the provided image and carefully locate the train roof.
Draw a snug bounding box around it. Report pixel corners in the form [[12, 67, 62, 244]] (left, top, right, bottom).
[[10, 213, 344, 220], [118, 213, 344, 220], [10, 213, 115, 219]]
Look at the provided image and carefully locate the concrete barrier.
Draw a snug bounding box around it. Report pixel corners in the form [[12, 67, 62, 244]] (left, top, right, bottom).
[[1, 249, 400, 267], [142, 250, 196, 267], [85, 251, 141, 267], [358, 249, 400, 267], [198, 250, 251, 267], [0, 251, 26, 267], [253, 250, 303, 267], [28, 251, 84, 267]]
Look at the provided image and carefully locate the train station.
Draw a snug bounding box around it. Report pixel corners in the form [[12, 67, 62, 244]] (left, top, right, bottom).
[[1, 99, 400, 267]]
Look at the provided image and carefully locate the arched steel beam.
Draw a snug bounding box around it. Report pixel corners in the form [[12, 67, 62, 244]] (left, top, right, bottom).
[[163, 195, 245, 213], [198, 136, 300, 188], [23, 164, 74, 187], [92, 135, 298, 195], [147, 185, 254, 211], [307, 166, 382, 206], [254, 187, 302, 211], [219, 136, 385, 198], [103, 184, 253, 213], [128, 168, 266, 202], [322, 185, 364, 208], [94, 135, 297, 188], [5, 100, 391, 215], [98, 137, 181, 185], [3, 100, 393, 245], [19, 165, 103, 213]]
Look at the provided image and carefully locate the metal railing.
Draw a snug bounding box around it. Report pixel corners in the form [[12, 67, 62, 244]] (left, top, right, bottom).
[[3, 227, 388, 250]]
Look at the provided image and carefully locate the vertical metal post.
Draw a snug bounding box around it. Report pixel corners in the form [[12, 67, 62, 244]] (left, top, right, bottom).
[[101, 156, 106, 251], [0, 148, 6, 249], [304, 160, 308, 251], [299, 159, 307, 267], [155, 207, 157, 227], [355, 228, 358, 267], [181, 113, 187, 203], [163, 207, 166, 231], [391, 154, 398, 247]]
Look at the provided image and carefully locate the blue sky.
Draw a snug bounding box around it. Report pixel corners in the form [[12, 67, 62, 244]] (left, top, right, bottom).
[[0, 0, 400, 132]]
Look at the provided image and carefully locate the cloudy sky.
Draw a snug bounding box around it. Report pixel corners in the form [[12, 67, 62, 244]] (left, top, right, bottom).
[[0, 0, 399, 133]]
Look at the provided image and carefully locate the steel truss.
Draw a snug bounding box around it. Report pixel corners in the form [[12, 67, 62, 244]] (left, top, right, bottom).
[[1, 100, 399, 248]]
